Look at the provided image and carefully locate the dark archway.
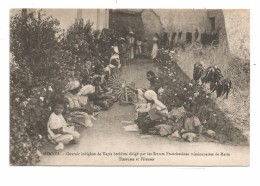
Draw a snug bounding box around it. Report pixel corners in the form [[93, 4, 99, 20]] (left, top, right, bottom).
[[109, 9, 145, 39]]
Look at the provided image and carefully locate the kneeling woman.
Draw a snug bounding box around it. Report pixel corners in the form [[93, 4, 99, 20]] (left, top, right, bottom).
[[89, 76, 114, 110], [135, 89, 169, 134], [65, 80, 95, 127]]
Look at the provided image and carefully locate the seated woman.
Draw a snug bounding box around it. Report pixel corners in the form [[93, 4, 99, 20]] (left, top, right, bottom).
[[47, 100, 80, 150], [65, 80, 95, 127], [109, 47, 121, 71], [146, 70, 157, 88], [135, 89, 169, 134], [89, 76, 114, 110]]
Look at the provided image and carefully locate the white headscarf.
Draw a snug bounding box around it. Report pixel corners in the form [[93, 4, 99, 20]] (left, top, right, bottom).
[[144, 90, 166, 110], [77, 85, 95, 96], [112, 46, 119, 54], [136, 88, 147, 103], [104, 66, 111, 75], [65, 80, 80, 91]]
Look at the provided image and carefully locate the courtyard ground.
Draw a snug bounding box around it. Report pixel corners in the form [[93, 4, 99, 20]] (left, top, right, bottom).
[[39, 59, 249, 166]]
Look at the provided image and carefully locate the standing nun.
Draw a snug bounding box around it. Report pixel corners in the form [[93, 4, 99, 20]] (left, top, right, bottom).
[[151, 33, 159, 60], [128, 31, 135, 60]]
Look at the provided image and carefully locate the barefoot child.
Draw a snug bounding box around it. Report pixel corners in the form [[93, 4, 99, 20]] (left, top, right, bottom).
[[47, 100, 80, 150]]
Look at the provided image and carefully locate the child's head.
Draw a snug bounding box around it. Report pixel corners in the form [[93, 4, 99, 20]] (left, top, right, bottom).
[[94, 64, 104, 75], [53, 100, 65, 115], [173, 94, 185, 108], [146, 71, 156, 81], [110, 58, 120, 67], [92, 76, 102, 86], [81, 75, 91, 85], [184, 103, 197, 117]]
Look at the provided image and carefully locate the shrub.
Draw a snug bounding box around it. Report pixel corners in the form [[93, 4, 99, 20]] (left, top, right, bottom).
[[10, 10, 122, 165], [155, 49, 248, 144], [59, 19, 99, 80], [97, 28, 121, 61], [10, 10, 81, 165], [10, 10, 62, 84]]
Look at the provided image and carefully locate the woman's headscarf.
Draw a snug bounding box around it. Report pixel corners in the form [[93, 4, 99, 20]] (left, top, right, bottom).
[[77, 85, 95, 96], [65, 80, 80, 91], [144, 90, 166, 110]]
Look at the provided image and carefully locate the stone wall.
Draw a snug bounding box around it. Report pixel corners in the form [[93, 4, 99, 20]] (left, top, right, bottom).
[[11, 9, 250, 60], [154, 9, 211, 33], [141, 10, 163, 40], [222, 10, 250, 59]]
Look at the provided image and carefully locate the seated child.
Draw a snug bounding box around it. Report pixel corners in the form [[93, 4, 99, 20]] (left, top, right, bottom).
[[181, 103, 203, 142], [182, 103, 203, 134], [47, 100, 80, 150]]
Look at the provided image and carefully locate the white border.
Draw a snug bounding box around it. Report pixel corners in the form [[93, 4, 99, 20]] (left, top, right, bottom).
[[1, 0, 260, 186]]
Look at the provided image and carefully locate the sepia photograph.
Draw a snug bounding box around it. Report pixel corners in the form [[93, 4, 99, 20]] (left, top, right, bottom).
[[9, 8, 250, 166]]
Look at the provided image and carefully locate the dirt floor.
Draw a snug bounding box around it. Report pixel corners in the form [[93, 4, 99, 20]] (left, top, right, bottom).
[[39, 59, 249, 166]]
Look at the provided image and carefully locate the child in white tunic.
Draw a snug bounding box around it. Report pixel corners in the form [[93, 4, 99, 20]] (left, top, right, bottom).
[[47, 102, 80, 150]]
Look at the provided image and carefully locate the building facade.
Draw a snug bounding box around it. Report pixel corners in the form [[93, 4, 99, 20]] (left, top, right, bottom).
[[12, 9, 249, 59]]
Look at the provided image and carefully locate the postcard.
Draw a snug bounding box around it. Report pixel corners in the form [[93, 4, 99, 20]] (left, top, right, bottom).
[[10, 8, 249, 166]]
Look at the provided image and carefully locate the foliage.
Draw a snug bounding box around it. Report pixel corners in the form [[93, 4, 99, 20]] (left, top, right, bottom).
[[224, 57, 250, 92], [59, 19, 99, 80], [10, 103, 41, 165], [10, 10, 61, 84], [176, 42, 250, 140], [10, 10, 64, 165], [177, 42, 249, 92], [10, 10, 122, 165], [155, 49, 248, 144], [156, 49, 211, 110], [97, 28, 121, 62]]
